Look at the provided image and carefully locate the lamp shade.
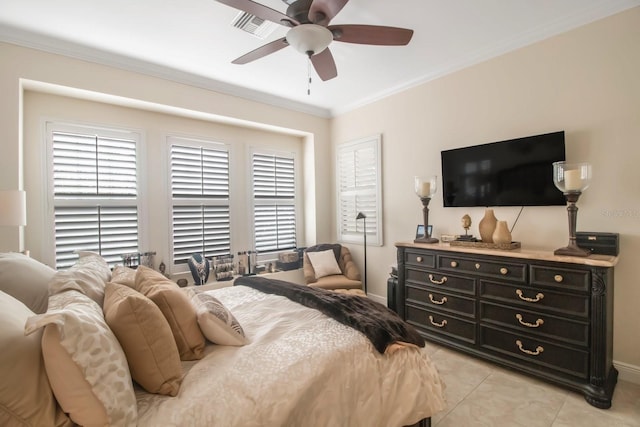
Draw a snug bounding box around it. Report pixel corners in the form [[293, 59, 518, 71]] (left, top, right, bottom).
[[286, 24, 333, 56], [0, 190, 27, 226]]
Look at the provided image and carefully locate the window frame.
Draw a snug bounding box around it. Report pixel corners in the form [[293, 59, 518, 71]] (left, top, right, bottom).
[[44, 121, 145, 268], [167, 135, 233, 270], [336, 134, 383, 247], [249, 147, 301, 258]]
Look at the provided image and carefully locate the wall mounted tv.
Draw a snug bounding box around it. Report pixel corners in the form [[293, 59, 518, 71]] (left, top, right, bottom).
[[441, 131, 566, 207]]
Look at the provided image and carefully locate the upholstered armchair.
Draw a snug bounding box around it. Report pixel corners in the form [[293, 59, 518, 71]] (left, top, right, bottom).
[[303, 244, 362, 291]]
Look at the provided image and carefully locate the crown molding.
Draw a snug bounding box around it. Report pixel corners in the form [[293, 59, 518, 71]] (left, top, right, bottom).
[[0, 23, 332, 119]]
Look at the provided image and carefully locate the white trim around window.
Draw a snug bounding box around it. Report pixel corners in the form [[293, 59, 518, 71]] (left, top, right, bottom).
[[336, 134, 383, 246]]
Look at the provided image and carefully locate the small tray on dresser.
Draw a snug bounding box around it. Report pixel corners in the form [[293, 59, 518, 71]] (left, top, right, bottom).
[[449, 240, 521, 250]]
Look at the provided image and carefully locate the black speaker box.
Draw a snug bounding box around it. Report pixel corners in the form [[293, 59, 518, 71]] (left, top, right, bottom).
[[576, 232, 619, 256]]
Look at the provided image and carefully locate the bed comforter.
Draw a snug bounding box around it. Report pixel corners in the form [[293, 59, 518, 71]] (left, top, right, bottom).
[[135, 285, 446, 427]]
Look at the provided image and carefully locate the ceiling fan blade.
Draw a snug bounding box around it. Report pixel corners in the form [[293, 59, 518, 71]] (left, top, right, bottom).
[[308, 0, 349, 26], [329, 24, 413, 45], [232, 37, 289, 64], [310, 48, 337, 81], [215, 0, 298, 26]]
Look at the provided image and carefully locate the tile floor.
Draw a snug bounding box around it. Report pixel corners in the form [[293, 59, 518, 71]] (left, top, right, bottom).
[[424, 342, 640, 426]]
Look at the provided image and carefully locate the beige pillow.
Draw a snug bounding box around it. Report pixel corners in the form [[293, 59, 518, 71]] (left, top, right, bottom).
[[307, 249, 342, 278], [104, 282, 183, 396], [0, 291, 72, 427], [25, 290, 137, 427], [0, 252, 55, 314], [111, 265, 136, 288], [48, 253, 111, 306], [187, 288, 248, 346], [134, 266, 205, 360]]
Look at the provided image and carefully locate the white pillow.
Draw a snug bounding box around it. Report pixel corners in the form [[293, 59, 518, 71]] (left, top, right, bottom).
[[0, 252, 55, 314], [48, 253, 111, 307], [187, 289, 248, 346], [307, 249, 342, 279]]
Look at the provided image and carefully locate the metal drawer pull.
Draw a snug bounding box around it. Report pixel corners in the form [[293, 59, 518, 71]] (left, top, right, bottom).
[[515, 314, 544, 328], [428, 315, 447, 328], [500, 267, 508, 275], [515, 289, 544, 303], [554, 274, 563, 283], [428, 294, 448, 305], [416, 256, 423, 263], [450, 261, 458, 268], [428, 274, 448, 285], [475, 263, 481, 269], [515, 340, 544, 356]]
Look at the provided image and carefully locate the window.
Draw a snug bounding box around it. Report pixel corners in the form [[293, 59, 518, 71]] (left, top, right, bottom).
[[48, 123, 140, 268], [336, 134, 383, 246], [169, 138, 231, 264], [251, 151, 297, 253]]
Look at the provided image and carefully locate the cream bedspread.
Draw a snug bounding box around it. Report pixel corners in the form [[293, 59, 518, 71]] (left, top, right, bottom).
[[135, 285, 446, 427]]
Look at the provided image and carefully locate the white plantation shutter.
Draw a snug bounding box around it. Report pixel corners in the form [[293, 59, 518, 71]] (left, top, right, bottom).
[[252, 152, 297, 253], [170, 141, 231, 264], [337, 135, 382, 245], [50, 126, 139, 268]]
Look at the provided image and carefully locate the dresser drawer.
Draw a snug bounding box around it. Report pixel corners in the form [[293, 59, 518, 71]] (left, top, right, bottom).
[[406, 283, 475, 318], [480, 280, 589, 318], [405, 251, 436, 268], [480, 302, 589, 346], [406, 269, 476, 296], [438, 255, 527, 283], [406, 304, 476, 344], [530, 265, 590, 292], [481, 326, 589, 380]]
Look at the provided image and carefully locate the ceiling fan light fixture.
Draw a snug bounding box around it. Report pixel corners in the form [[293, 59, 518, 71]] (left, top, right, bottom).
[[286, 24, 333, 56]]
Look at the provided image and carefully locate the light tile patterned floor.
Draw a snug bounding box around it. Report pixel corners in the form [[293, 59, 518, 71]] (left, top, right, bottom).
[[424, 342, 640, 426]]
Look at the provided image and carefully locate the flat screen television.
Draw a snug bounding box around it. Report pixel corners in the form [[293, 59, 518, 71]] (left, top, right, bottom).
[[441, 131, 566, 207]]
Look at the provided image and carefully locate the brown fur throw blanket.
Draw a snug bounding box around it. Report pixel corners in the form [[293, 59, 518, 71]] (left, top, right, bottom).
[[234, 276, 424, 354]]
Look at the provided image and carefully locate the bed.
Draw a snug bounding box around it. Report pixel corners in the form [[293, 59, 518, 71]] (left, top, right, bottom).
[[1, 252, 445, 427]]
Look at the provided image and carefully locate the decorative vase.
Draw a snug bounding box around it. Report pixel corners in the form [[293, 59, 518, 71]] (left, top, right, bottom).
[[492, 221, 512, 245], [479, 208, 498, 243]]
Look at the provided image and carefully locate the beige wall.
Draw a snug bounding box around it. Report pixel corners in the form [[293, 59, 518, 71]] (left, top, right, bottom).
[[331, 8, 640, 372], [0, 41, 332, 257]]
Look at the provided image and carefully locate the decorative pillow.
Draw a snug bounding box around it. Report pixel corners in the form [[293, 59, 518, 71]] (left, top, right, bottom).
[[24, 290, 137, 427], [110, 265, 136, 288], [306, 249, 342, 279], [103, 282, 183, 396], [0, 291, 72, 427], [134, 266, 205, 360], [186, 288, 248, 346], [48, 253, 111, 307], [0, 252, 55, 314]]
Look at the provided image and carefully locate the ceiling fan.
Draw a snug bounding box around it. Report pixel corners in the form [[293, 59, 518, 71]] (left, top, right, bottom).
[[216, 0, 414, 81]]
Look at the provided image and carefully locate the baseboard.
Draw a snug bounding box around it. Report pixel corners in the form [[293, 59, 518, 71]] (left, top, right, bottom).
[[367, 292, 386, 306], [614, 360, 640, 385]]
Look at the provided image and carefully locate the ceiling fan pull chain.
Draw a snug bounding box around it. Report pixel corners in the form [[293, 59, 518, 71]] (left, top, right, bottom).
[[307, 56, 312, 95]]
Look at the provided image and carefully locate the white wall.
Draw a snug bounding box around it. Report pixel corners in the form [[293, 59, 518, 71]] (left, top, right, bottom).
[[0, 42, 332, 257], [331, 8, 640, 371]]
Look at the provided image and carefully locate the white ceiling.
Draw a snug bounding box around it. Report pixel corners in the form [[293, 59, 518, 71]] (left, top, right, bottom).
[[1, 0, 639, 117]]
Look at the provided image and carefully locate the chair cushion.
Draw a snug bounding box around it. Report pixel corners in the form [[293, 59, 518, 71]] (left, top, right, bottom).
[[307, 275, 362, 290], [305, 243, 341, 261], [306, 249, 342, 278]]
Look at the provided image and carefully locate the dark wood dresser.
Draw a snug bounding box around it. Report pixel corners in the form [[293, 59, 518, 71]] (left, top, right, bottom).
[[395, 242, 618, 409]]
